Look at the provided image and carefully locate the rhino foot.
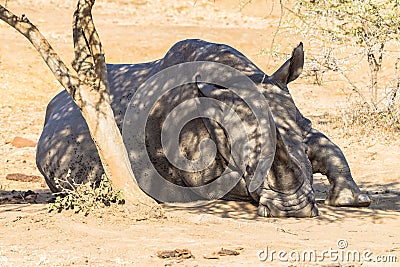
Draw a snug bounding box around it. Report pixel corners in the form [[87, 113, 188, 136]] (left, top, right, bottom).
[[325, 188, 371, 207]]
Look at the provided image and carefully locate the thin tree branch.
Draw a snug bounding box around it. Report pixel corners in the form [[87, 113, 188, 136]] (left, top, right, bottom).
[[266, 0, 284, 69], [73, 0, 109, 99]]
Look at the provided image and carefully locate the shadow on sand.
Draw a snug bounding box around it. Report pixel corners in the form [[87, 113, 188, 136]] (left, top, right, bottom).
[[1, 174, 399, 223], [163, 175, 400, 223]]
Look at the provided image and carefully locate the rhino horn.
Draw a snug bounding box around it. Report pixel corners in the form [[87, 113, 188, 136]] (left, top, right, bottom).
[[270, 42, 304, 85]]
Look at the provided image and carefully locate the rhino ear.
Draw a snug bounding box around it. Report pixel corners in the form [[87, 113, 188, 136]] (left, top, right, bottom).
[[270, 42, 304, 85]]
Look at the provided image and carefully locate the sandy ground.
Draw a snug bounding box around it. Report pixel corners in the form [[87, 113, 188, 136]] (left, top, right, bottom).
[[0, 1, 399, 266]]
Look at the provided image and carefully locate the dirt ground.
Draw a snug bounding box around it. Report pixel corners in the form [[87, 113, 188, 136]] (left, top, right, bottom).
[[0, 1, 399, 266]]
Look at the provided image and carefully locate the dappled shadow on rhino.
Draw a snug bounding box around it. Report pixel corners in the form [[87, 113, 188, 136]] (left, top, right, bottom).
[[36, 39, 370, 218]]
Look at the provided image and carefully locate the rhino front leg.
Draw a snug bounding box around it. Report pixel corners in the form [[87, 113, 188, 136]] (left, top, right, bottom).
[[305, 128, 370, 207]]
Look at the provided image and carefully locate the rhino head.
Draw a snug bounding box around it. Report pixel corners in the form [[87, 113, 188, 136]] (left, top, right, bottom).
[[128, 41, 318, 217], [253, 43, 318, 217]]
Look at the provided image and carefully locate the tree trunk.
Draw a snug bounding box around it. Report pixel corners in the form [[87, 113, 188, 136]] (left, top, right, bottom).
[[0, 2, 161, 216], [79, 91, 159, 209]]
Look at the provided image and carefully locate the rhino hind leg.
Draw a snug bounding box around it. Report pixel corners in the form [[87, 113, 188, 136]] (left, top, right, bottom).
[[305, 128, 371, 207], [36, 94, 105, 193], [36, 128, 104, 193]]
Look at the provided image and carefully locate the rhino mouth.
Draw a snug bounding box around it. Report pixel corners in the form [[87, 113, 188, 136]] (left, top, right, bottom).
[[258, 178, 318, 217]]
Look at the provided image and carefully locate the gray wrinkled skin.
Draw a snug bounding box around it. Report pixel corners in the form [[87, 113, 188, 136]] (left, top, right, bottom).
[[36, 39, 370, 217]]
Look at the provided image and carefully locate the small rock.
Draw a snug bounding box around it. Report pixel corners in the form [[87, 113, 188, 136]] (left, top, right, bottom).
[[203, 247, 243, 259], [10, 137, 37, 148], [217, 247, 242, 256], [157, 248, 195, 260], [6, 173, 43, 183]]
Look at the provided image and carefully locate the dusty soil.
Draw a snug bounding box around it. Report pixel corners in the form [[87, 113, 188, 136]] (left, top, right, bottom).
[[0, 1, 399, 266]]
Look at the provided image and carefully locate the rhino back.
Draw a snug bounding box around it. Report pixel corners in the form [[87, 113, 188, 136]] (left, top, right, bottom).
[[160, 39, 262, 76], [36, 90, 103, 191]]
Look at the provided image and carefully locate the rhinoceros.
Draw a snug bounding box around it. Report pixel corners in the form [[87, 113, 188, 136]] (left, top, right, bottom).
[[36, 39, 370, 217]]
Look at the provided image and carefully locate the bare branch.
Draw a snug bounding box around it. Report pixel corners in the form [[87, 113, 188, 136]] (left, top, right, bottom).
[[266, 0, 284, 69], [73, 0, 109, 99]]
